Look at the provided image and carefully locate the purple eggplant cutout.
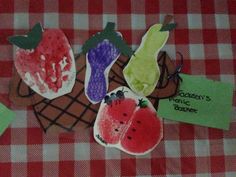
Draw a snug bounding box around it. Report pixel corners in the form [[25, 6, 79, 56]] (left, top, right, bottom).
[[82, 22, 133, 104], [85, 40, 120, 103]]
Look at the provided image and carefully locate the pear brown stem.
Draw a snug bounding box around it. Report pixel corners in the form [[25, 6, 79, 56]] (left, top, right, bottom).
[[163, 15, 173, 26]]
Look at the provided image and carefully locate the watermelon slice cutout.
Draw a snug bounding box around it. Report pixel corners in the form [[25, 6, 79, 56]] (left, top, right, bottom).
[[93, 86, 163, 155]]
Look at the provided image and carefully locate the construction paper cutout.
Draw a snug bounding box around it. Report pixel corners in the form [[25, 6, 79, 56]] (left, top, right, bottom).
[[82, 22, 133, 57], [83, 22, 132, 104], [9, 68, 45, 106], [0, 103, 15, 135], [123, 23, 172, 96], [158, 74, 234, 130], [94, 86, 163, 155], [8, 23, 43, 49], [85, 40, 120, 104], [156, 52, 182, 101], [162, 15, 174, 26], [160, 23, 177, 31], [9, 55, 95, 133], [9, 52, 179, 133], [9, 23, 76, 100]]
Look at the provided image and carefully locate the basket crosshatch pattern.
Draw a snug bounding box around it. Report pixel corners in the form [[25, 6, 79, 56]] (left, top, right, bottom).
[[16, 52, 179, 133]]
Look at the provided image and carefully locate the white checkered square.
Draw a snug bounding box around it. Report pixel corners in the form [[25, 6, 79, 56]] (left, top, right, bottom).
[[74, 14, 88, 29], [75, 143, 90, 160], [218, 44, 233, 59], [131, 44, 139, 51], [194, 140, 210, 157], [162, 44, 176, 59], [189, 44, 205, 59], [11, 110, 27, 128], [226, 172, 236, 177], [188, 14, 202, 29], [165, 140, 180, 157], [105, 147, 121, 159], [44, 13, 59, 28], [167, 175, 182, 177], [215, 14, 230, 29], [103, 14, 117, 28], [73, 44, 82, 54], [220, 75, 235, 87], [14, 13, 29, 29], [196, 173, 211, 177], [43, 144, 59, 161], [131, 14, 146, 29], [223, 139, 236, 155], [11, 145, 27, 162]]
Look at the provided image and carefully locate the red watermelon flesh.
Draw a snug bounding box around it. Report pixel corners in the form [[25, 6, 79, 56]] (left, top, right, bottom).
[[94, 86, 163, 155], [120, 108, 162, 154], [97, 99, 136, 144]]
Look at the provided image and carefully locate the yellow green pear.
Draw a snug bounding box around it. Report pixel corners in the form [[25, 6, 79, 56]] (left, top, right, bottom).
[[123, 23, 175, 96]]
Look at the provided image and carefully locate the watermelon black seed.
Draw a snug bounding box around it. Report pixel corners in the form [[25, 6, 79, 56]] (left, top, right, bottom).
[[127, 136, 132, 140], [120, 121, 124, 124], [137, 121, 141, 124], [115, 129, 119, 132]]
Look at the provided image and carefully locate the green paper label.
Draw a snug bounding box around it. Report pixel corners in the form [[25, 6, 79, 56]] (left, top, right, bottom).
[[0, 103, 15, 135], [158, 74, 234, 130]]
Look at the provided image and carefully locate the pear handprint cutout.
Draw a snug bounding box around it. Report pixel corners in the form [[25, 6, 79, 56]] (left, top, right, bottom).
[[123, 20, 176, 96]]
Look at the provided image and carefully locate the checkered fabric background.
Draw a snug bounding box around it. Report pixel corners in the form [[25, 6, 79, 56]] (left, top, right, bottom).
[[0, 0, 236, 176]]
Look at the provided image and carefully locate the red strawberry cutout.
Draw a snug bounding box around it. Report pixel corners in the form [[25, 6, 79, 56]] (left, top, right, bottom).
[[94, 86, 163, 155], [8, 23, 76, 99]]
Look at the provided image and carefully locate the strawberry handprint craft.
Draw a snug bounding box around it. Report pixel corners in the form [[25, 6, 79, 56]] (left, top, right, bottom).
[[8, 23, 76, 100], [94, 86, 163, 155]]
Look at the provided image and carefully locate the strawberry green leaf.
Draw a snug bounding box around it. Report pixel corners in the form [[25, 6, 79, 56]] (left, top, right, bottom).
[[160, 23, 177, 32], [8, 36, 39, 50], [28, 23, 42, 39], [8, 22, 43, 49]]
